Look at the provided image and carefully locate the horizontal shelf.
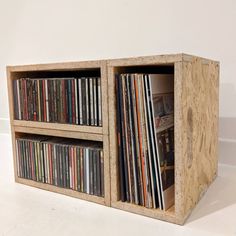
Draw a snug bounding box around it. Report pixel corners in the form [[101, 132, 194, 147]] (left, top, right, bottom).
[[16, 177, 105, 206], [111, 201, 178, 224], [14, 125, 103, 142], [13, 120, 103, 134], [13, 121, 102, 134]]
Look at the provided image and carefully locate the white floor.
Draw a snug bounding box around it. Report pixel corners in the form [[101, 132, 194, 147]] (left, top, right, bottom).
[[0, 134, 236, 236]]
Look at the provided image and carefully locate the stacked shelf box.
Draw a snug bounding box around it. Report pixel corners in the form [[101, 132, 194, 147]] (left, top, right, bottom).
[[7, 60, 110, 206], [108, 54, 219, 224]]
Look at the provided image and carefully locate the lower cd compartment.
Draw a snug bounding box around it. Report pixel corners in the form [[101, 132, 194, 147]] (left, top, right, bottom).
[[15, 133, 104, 198]]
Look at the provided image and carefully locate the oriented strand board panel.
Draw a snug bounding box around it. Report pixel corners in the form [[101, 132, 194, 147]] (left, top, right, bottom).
[[174, 57, 219, 222], [7, 60, 105, 71], [107, 54, 183, 66], [112, 201, 177, 224]]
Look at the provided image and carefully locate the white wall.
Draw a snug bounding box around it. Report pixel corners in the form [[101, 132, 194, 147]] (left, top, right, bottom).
[[0, 0, 236, 133]]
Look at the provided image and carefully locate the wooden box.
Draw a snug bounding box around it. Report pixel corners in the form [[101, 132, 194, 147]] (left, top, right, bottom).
[[7, 60, 111, 206], [107, 54, 219, 224]]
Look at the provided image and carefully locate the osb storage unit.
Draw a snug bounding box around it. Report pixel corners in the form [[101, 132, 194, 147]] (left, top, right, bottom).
[[7, 60, 110, 206], [107, 54, 219, 224], [7, 54, 219, 225]]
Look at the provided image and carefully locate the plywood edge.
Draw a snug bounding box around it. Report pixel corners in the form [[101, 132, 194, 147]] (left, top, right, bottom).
[[15, 177, 106, 206], [7, 59, 107, 72]]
